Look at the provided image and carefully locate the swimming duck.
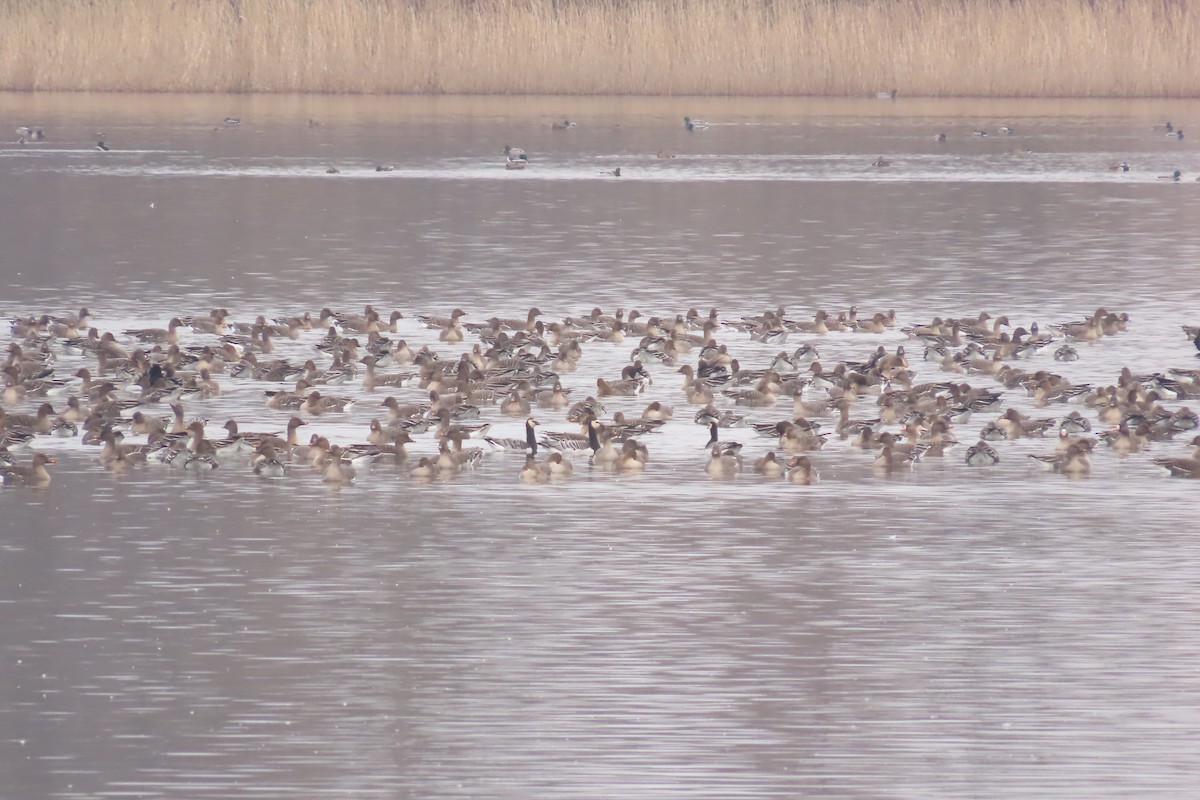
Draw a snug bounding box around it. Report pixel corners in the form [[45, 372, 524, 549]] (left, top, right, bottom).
[[552, 120, 577, 130], [1109, 161, 1130, 172], [998, 125, 1014, 135], [224, 117, 241, 126], [933, 132, 947, 142], [95, 140, 110, 151], [1158, 170, 1182, 181], [871, 157, 890, 168], [683, 117, 709, 131]]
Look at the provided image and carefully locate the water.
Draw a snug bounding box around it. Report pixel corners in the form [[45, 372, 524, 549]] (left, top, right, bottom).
[[2, 93, 1200, 799]]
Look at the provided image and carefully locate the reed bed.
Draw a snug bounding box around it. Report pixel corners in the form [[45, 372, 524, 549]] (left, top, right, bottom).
[[1, 0, 1196, 97]]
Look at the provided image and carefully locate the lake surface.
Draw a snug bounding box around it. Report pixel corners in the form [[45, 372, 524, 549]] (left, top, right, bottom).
[[2, 93, 1200, 799]]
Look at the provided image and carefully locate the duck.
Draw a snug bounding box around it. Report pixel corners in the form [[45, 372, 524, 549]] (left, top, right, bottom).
[[0, 452, 54, 486], [224, 117, 241, 126], [871, 157, 891, 168], [95, 140, 110, 151], [1158, 170, 1182, 181], [1109, 161, 1130, 172], [786, 456, 819, 484], [683, 117, 709, 131], [551, 120, 577, 130]]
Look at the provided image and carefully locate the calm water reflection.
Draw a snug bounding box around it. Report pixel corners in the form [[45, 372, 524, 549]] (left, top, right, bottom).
[[2, 94, 1200, 799]]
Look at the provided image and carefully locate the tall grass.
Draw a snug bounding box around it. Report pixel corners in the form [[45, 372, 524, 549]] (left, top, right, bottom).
[[1, 0, 1196, 97]]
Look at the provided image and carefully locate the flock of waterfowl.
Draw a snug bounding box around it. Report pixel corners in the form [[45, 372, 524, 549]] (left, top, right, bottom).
[[14, 115, 1194, 179], [3, 300, 1200, 490]]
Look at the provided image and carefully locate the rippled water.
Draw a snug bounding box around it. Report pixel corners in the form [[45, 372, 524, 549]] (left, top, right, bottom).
[[3, 94, 1200, 799]]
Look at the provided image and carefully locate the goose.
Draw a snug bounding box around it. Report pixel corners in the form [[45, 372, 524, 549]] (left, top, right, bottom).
[[518, 455, 549, 483], [616, 440, 647, 472], [0, 452, 54, 486], [501, 389, 531, 416], [360, 356, 414, 392], [753, 451, 786, 477], [541, 451, 573, 479], [320, 446, 357, 483], [251, 444, 288, 478], [964, 440, 1000, 466], [301, 390, 353, 415], [124, 318, 185, 344], [874, 444, 917, 473], [484, 417, 540, 454], [705, 446, 741, 479], [416, 308, 468, 329], [786, 456, 819, 484], [1029, 443, 1091, 475], [705, 422, 743, 457], [408, 457, 438, 479], [1, 402, 56, 435]]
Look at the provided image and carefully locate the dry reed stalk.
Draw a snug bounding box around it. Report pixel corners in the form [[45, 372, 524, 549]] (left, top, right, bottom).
[[0, 0, 1195, 96]]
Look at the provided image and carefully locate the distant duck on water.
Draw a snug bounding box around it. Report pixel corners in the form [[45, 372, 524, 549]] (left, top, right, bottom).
[[1158, 170, 1182, 181], [551, 120, 577, 130], [95, 140, 110, 151], [871, 156, 891, 168], [504, 144, 528, 170], [224, 117, 241, 126], [684, 117, 709, 131]]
